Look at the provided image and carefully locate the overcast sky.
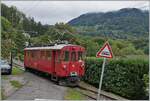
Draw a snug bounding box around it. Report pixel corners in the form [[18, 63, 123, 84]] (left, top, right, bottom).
[[2, 1, 149, 25]]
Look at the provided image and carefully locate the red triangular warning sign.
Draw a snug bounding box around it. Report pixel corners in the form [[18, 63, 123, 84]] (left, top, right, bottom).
[[96, 41, 113, 58]]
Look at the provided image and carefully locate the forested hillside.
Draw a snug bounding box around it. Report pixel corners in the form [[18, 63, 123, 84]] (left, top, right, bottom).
[[1, 3, 49, 37], [1, 3, 49, 60], [1, 3, 149, 61], [68, 8, 149, 39]]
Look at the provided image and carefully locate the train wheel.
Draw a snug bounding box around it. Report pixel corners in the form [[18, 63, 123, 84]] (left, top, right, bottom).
[[25, 67, 29, 72], [33, 70, 39, 75]]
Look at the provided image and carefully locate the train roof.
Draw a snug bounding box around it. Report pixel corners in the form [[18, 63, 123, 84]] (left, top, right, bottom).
[[24, 44, 83, 50]]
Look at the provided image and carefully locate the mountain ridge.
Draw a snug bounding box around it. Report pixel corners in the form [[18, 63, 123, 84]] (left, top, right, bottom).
[[68, 8, 149, 38]]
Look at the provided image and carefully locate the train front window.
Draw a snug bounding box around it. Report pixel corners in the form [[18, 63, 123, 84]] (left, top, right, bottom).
[[64, 51, 69, 61], [78, 51, 85, 60], [71, 51, 76, 61]]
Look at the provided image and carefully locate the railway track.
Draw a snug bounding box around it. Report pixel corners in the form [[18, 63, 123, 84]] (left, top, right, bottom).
[[78, 81, 128, 100], [12, 60, 128, 100]]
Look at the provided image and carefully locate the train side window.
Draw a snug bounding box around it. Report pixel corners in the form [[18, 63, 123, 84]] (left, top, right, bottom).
[[41, 51, 45, 60], [28, 51, 30, 58], [34, 51, 38, 60], [40, 51, 42, 59], [46, 50, 51, 60], [64, 51, 69, 61], [71, 51, 76, 61], [37, 51, 40, 59], [31, 51, 34, 58], [27, 51, 30, 57]]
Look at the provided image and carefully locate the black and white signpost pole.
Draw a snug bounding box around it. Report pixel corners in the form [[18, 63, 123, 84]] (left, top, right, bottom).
[[96, 41, 113, 101], [97, 57, 106, 100]]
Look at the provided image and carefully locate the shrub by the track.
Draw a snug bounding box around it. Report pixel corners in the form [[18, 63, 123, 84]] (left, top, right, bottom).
[[83, 57, 149, 100]]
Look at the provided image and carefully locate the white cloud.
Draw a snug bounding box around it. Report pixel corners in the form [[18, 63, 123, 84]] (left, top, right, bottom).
[[2, 1, 149, 25]]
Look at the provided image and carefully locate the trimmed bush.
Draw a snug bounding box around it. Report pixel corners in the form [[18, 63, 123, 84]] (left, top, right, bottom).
[[83, 57, 149, 100]]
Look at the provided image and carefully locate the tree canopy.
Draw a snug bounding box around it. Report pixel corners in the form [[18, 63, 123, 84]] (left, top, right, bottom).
[[1, 3, 148, 60]]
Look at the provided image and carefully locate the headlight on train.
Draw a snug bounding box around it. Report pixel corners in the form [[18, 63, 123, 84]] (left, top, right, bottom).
[[63, 65, 67, 69], [72, 64, 75, 67], [81, 63, 84, 67]]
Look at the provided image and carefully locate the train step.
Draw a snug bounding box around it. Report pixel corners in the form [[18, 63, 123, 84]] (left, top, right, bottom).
[[51, 75, 58, 81]]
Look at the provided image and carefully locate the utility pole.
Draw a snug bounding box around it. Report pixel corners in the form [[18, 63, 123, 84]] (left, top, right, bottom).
[[10, 13, 13, 70]]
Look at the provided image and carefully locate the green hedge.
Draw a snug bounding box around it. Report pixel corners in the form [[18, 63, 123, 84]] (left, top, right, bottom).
[[83, 57, 149, 100]]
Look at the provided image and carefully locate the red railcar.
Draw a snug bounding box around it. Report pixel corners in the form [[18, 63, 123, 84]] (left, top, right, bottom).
[[24, 44, 85, 85]]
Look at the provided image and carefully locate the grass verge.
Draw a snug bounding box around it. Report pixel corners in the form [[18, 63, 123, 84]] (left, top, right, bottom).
[[10, 80, 23, 88], [12, 67, 24, 75], [1, 76, 8, 80], [64, 88, 86, 100], [1, 89, 6, 100]]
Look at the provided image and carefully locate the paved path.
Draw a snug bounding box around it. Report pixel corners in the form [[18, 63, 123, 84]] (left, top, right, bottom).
[[7, 72, 67, 100]]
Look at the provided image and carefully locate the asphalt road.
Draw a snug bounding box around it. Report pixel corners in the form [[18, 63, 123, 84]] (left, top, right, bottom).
[[7, 72, 67, 100]]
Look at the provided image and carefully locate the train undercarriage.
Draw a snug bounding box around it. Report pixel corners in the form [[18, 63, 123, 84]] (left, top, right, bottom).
[[25, 67, 80, 87]]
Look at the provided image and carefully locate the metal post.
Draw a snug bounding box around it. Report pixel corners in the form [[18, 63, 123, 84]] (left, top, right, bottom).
[[10, 50, 13, 70], [97, 58, 106, 100], [10, 13, 13, 72]]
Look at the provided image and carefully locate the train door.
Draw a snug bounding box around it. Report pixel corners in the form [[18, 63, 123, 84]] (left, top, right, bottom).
[[54, 50, 61, 75], [62, 50, 70, 76], [69, 50, 79, 76], [52, 50, 56, 74]]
